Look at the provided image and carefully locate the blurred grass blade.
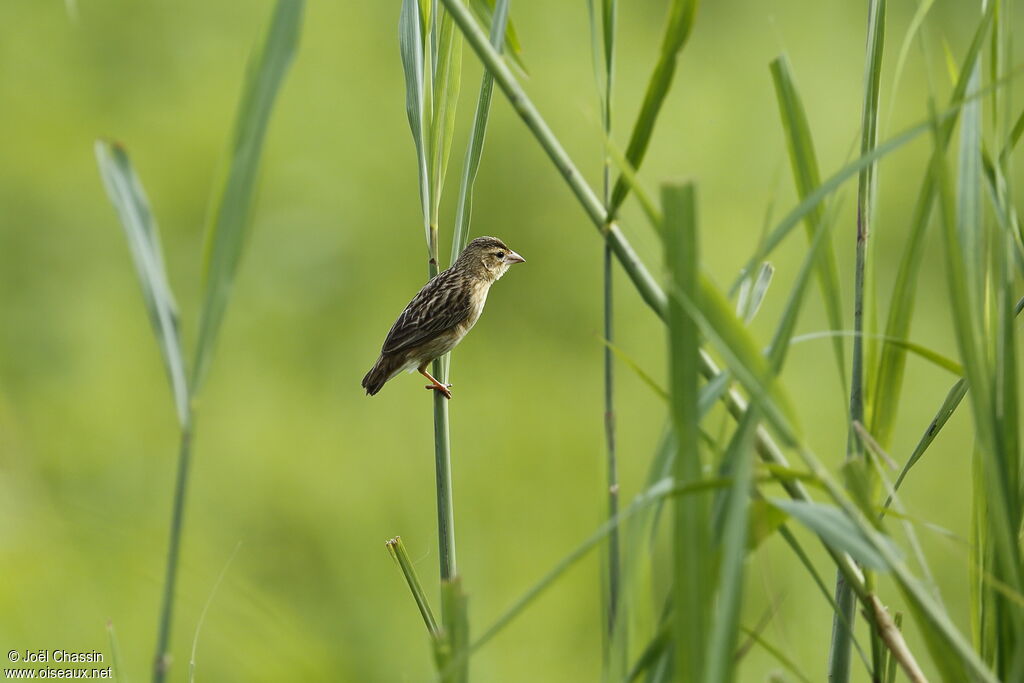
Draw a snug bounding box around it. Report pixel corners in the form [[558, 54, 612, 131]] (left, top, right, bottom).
[[883, 378, 966, 510], [450, 0, 509, 264], [189, 542, 241, 683], [626, 621, 671, 682], [462, 477, 734, 659], [468, 0, 524, 71], [769, 499, 893, 570], [400, 0, 429, 243], [770, 55, 846, 391], [765, 199, 836, 370], [662, 180, 711, 682], [705, 406, 757, 683], [931, 81, 1024, 678], [439, 578, 469, 683], [885, 0, 935, 131], [792, 332, 963, 376], [739, 626, 814, 683], [604, 134, 662, 233], [386, 537, 440, 638], [869, 3, 992, 447], [671, 275, 801, 447], [191, 0, 303, 392], [736, 262, 773, 323], [106, 621, 127, 683], [95, 141, 189, 427], [429, 7, 462, 222], [603, 339, 667, 401], [608, 0, 699, 218]]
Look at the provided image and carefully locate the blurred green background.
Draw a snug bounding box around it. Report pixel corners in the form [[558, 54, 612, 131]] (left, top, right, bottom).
[[0, 1, 1018, 680]]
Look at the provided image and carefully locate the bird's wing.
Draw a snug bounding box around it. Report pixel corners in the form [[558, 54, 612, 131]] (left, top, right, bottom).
[[381, 271, 472, 355]]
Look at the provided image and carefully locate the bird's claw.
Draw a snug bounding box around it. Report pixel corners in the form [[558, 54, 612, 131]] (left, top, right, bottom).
[[425, 384, 453, 399]]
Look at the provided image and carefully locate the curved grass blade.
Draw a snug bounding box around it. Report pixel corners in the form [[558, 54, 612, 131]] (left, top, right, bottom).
[[607, 0, 699, 218], [189, 542, 242, 683], [602, 339, 667, 401], [450, 0, 509, 264], [736, 262, 774, 323], [191, 0, 304, 392], [429, 7, 462, 224], [400, 0, 430, 245], [95, 141, 189, 427], [884, 0, 935, 132], [932, 87, 1024, 677], [452, 478, 732, 664], [738, 625, 814, 683], [704, 404, 757, 683], [106, 621, 127, 683], [603, 134, 662, 233], [791, 331, 963, 376], [769, 499, 894, 570], [770, 55, 847, 392], [869, 3, 993, 447], [670, 276, 801, 448], [468, 0, 524, 71]]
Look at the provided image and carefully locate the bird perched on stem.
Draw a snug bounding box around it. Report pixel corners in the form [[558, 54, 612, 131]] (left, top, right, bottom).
[[362, 236, 525, 399]]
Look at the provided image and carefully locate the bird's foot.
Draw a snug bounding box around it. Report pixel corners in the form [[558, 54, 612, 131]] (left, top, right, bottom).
[[425, 383, 453, 399]]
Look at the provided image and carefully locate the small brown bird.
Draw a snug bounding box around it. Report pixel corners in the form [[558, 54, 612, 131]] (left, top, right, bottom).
[[361, 236, 526, 399]]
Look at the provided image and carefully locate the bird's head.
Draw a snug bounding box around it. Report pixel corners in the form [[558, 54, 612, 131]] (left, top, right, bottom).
[[456, 236, 526, 282]]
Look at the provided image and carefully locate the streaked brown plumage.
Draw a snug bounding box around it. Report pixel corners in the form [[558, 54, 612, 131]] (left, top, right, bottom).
[[361, 236, 525, 399]]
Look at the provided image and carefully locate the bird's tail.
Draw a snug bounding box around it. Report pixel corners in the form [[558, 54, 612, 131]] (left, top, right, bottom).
[[361, 355, 400, 396]]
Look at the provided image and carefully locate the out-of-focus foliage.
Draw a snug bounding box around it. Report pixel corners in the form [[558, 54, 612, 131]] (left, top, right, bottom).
[[0, 1, 1018, 680]]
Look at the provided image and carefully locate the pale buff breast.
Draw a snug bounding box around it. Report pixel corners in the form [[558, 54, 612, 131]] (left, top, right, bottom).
[[401, 280, 492, 372]]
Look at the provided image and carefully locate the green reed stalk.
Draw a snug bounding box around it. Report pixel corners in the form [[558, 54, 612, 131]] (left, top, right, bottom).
[[587, 0, 620, 642], [152, 425, 194, 681], [830, 2, 886, 681]]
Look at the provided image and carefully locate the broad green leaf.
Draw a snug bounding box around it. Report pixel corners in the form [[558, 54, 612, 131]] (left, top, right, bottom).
[[770, 55, 846, 392], [192, 0, 303, 392], [608, 0, 699, 217], [95, 141, 189, 427], [769, 499, 893, 570], [450, 0, 509, 265], [662, 180, 710, 683]]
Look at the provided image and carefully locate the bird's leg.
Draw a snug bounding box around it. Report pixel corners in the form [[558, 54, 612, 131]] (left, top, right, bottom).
[[418, 366, 453, 399]]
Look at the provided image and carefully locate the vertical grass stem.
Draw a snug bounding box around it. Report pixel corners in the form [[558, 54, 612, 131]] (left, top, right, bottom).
[[153, 423, 194, 683]]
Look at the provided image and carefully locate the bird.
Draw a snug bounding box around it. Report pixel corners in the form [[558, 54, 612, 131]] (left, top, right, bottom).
[[361, 236, 526, 399]]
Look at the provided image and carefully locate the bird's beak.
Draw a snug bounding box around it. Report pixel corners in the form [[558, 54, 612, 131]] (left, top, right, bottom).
[[506, 250, 526, 264]]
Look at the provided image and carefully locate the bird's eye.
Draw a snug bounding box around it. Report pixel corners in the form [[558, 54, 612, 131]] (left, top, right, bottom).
[[495, 252, 505, 259]]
